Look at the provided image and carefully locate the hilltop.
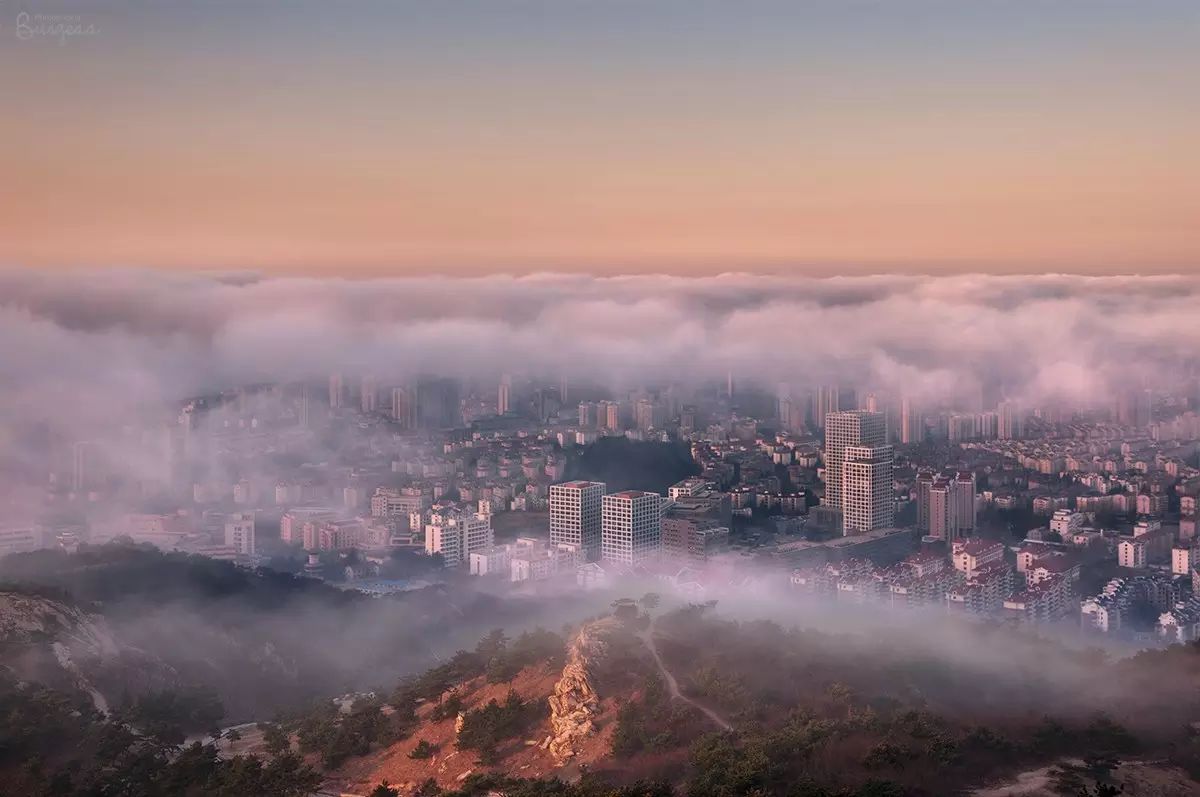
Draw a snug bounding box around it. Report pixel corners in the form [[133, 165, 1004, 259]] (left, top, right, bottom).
[[7, 569, 1200, 796]]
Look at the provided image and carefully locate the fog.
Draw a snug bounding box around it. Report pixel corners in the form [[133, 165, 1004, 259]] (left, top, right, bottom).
[[3, 270, 1199, 420], [2, 266, 1198, 732]]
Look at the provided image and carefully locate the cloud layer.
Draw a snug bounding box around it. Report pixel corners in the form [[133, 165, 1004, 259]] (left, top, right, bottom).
[[2, 269, 1198, 443]]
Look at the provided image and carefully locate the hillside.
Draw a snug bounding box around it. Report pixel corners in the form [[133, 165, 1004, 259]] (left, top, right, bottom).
[[296, 602, 1200, 797], [8, 575, 1200, 796], [0, 542, 614, 723]]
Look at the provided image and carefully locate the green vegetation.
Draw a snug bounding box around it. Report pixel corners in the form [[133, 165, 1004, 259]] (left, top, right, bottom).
[[410, 739, 439, 759], [456, 691, 543, 763], [565, 438, 700, 494], [0, 672, 319, 796], [113, 687, 225, 745]]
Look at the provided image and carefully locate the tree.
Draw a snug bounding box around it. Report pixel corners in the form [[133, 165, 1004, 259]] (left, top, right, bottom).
[[639, 592, 662, 611], [370, 782, 401, 797], [475, 628, 509, 660], [612, 598, 640, 622], [260, 723, 291, 757], [409, 739, 438, 759]]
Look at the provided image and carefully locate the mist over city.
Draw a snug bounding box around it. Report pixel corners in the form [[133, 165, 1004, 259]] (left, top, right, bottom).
[[3, 1, 1200, 796]]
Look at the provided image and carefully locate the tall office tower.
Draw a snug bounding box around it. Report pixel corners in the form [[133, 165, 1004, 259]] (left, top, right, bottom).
[[863, 392, 879, 413], [841, 444, 895, 535], [916, 470, 934, 531], [224, 512, 256, 556], [329, 373, 345, 409], [602, 490, 663, 565], [361, 376, 379, 414], [726, 371, 734, 399], [550, 480, 605, 561], [559, 376, 569, 405], [997, 400, 1023, 439], [497, 373, 512, 415], [823, 411, 887, 511], [953, 471, 978, 537]]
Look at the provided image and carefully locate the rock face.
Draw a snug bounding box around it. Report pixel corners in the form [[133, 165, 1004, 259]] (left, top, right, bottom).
[[542, 617, 618, 763], [0, 591, 122, 712]]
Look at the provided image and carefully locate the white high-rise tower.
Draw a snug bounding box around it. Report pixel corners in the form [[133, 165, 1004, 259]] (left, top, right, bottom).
[[550, 481, 605, 560], [823, 411, 887, 512]]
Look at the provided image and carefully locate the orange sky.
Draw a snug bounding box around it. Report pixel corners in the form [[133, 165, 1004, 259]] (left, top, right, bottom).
[[1, 1, 1196, 275]]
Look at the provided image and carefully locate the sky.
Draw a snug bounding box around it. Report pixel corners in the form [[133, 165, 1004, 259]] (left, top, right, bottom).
[[0, 0, 1196, 275]]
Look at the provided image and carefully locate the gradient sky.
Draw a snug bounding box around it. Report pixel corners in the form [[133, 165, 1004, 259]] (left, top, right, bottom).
[[1, 0, 1196, 275]]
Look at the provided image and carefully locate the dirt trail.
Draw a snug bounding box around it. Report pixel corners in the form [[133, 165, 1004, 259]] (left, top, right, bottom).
[[638, 619, 732, 732]]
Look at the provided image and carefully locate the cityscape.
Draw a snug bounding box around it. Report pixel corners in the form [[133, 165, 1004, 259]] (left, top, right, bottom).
[[2, 0, 1199, 795], [7, 362, 1200, 642]]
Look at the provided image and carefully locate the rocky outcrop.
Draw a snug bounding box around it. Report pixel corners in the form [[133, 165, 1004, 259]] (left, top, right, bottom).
[[542, 617, 619, 763], [0, 591, 122, 712]]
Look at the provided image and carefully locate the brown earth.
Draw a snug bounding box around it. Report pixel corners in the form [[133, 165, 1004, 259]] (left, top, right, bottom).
[[325, 659, 621, 796]]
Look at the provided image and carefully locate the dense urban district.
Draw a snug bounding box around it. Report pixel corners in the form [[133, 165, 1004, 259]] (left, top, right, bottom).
[[5, 375, 1200, 795]]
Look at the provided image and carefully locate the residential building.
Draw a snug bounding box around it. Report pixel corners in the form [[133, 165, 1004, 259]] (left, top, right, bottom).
[[550, 480, 605, 561], [223, 512, 256, 556], [602, 490, 663, 566], [823, 411, 887, 521], [425, 504, 493, 566], [841, 444, 895, 534]]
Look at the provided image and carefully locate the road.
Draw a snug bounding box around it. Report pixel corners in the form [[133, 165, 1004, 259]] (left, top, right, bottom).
[[638, 619, 733, 732]]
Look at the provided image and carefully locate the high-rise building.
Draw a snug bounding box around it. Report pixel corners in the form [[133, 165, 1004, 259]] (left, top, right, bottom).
[[813, 386, 841, 428], [916, 470, 934, 531], [823, 411, 887, 512], [329, 373, 345, 409], [1137, 388, 1153, 428], [550, 480, 605, 561], [922, 471, 977, 542], [417, 377, 462, 428], [997, 400, 1023, 439], [224, 512, 256, 556], [298, 385, 311, 428], [71, 441, 96, 492], [498, 374, 512, 415], [361, 376, 379, 414], [900, 398, 922, 444], [578, 401, 598, 428], [953, 471, 978, 537], [391, 386, 418, 429], [602, 490, 662, 566], [635, 398, 664, 431], [599, 400, 621, 431], [841, 445, 895, 535]]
